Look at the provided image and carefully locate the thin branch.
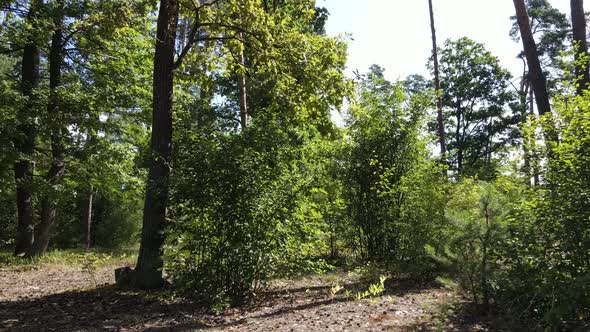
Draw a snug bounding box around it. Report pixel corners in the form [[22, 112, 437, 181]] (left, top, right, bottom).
[[173, 0, 226, 69], [63, 26, 86, 46], [174, 11, 201, 69]]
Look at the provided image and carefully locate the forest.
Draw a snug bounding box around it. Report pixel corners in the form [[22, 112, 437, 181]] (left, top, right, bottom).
[[0, 0, 589, 330]]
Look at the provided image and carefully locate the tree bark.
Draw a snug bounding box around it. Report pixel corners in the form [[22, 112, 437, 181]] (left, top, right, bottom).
[[571, 0, 590, 95], [481, 201, 491, 311], [133, 0, 179, 289], [14, 0, 41, 257], [529, 86, 541, 186], [81, 187, 93, 249], [428, 0, 447, 168], [520, 76, 533, 185], [512, 0, 552, 119], [31, 5, 66, 256], [238, 34, 248, 129], [455, 107, 463, 174], [80, 130, 96, 249]]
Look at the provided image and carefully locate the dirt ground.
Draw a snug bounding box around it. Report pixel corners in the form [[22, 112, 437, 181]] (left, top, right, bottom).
[[0, 262, 491, 331]]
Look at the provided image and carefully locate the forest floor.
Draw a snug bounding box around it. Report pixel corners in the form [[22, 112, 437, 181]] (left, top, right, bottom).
[[0, 251, 495, 331]]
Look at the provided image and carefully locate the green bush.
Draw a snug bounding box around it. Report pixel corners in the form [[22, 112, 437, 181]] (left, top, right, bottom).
[[492, 93, 590, 327], [0, 181, 16, 250], [93, 193, 142, 248], [344, 65, 446, 268], [166, 119, 341, 305], [442, 178, 522, 308]]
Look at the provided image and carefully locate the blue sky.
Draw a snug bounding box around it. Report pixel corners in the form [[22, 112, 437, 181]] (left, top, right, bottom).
[[320, 0, 569, 81]]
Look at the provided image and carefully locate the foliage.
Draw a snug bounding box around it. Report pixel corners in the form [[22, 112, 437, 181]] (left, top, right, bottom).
[[92, 192, 143, 248], [0, 248, 136, 269], [491, 91, 590, 327], [509, 0, 571, 86], [441, 178, 523, 307], [0, 0, 152, 252], [434, 87, 590, 327], [166, 120, 342, 305], [437, 37, 517, 179], [162, 0, 351, 305], [79, 252, 116, 285], [355, 275, 388, 300], [0, 54, 18, 249], [344, 65, 447, 268], [0, 1, 588, 330]]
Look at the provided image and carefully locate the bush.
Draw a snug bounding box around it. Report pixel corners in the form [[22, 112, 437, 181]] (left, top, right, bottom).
[[92, 193, 142, 248], [0, 177, 16, 250], [344, 65, 446, 268], [492, 93, 590, 327], [166, 119, 341, 305], [441, 178, 522, 308]]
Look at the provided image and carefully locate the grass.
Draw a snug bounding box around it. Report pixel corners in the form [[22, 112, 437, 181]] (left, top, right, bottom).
[[0, 247, 137, 270]]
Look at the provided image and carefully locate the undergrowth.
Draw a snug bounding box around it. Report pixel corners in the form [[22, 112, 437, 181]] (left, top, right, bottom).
[[0, 248, 136, 269]]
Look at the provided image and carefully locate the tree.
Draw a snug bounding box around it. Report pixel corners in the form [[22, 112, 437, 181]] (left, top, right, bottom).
[[237, 39, 248, 129], [427, 0, 447, 168], [0, 54, 19, 249], [132, 0, 289, 289], [571, 0, 589, 95], [133, 0, 179, 289], [163, 2, 351, 300], [3, 0, 153, 256], [345, 65, 441, 262], [438, 38, 516, 179], [32, 0, 66, 256], [509, 0, 568, 184], [13, 0, 41, 256], [510, 0, 570, 87], [512, 0, 553, 120], [443, 179, 516, 311]]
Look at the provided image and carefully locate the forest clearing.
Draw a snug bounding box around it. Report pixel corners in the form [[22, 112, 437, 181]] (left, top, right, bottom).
[[0, 251, 491, 331], [1, 0, 589, 330]]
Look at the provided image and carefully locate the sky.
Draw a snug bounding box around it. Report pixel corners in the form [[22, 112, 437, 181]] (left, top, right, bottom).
[[320, 0, 570, 82]]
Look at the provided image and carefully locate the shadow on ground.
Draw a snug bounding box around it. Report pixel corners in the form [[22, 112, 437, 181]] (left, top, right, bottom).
[[0, 275, 491, 331], [0, 285, 208, 331]]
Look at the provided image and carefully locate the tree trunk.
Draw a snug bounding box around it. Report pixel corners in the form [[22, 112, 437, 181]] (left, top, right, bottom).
[[481, 202, 491, 311], [512, 0, 554, 130], [238, 38, 248, 129], [80, 130, 96, 249], [31, 7, 66, 256], [520, 78, 533, 185], [14, 0, 41, 257], [81, 187, 93, 249], [571, 0, 590, 95], [455, 109, 463, 174], [133, 0, 179, 289], [529, 86, 541, 186], [428, 0, 447, 168]]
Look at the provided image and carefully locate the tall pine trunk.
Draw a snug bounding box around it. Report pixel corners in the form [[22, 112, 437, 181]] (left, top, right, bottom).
[[571, 0, 590, 95], [14, 0, 41, 256], [32, 5, 66, 256], [529, 86, 541, 186], [428, 0, 447, 167], [513, 0, 558, 165], [512, 0, 553, 121], [134, 0, 179, 289]]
